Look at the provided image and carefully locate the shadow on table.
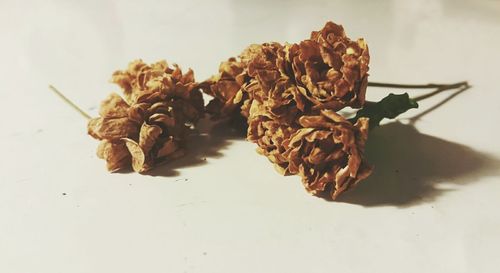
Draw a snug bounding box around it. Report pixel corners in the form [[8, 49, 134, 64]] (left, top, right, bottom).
[[336, 121, 500, 207], [147, 116, 246, 177]]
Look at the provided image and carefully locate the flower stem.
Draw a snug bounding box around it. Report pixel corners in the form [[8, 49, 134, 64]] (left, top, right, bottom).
[[411, 81, 470, 102], [368, 81, 468, 90], [408, 85, 470, 124], [49, 85, 91, 120], [357, 81, 470, 127]]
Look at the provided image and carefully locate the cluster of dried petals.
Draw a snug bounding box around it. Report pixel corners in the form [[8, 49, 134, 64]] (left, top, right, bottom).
[[111, 60, 204, 115], [201, 44, 263, 118], [292, 21, 370, 110], [284, 110, 372, 199], [88, 60, 204, 173], [245, 43, 306, 118], [246, 100, 299, 173], [202, 21, 372, 198], [203, 21, 369, 119], [244, 47, 305, 171], [247, 102, 373, 199], [201, 57, 247, 117]]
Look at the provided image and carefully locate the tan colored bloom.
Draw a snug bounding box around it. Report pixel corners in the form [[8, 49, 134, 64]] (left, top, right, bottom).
[[283, 110, 372, 199], [200, 44, 262, 118], [246, 101, 373, 198], [111, 60, 204, 118], [203, 21, 369, 121], [291, 21, 370, 110], [246, 100, 299, 173], [245, 43, 307, 120], [201, 21, 372, 199], [201, 57, 247, 117], [88, 60, 204, 173]]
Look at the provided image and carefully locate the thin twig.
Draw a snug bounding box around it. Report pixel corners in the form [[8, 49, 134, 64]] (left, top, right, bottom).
[[49, 85, 91, 120], [368, 81, 468, 90], [363, 81, 469, 104], [412, 81, 469, 102], [408, 84, 470, 124]]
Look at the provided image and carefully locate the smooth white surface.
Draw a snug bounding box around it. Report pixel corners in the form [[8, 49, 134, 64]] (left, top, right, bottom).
[[1, 0, 500, 272]]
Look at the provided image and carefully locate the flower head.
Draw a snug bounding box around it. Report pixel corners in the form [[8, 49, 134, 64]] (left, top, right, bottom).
[[88, 60, 204, 173], [284, 110, 372, 199], [291, 21, 370, 111]]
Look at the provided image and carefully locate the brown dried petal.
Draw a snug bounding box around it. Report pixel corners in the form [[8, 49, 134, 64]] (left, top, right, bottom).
[[99, 93, 130, 118], [149, 113, 175, 128], [149, 102, 170, 114], [156, 137, 178, 158], [96, 140, 131, 172], [123, 138, 149, 173], [138, 123, 162, 154], [239, 44, 263, 64], [128, 102, 150, 123], [88, 117, 138, 141]]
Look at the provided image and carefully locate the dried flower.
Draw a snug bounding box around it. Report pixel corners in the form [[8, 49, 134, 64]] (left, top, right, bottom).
[[246, 100, 299, 173], [292, 21, 370, 111], [283, 110, 372, 199], [88, 60, 204, 173], [201, 44, 263, 118], [243, 41, 373, 198], [201, 21, 373, 199], [245, 43, 307, 120], [201, 57, 247, 117], [246, 99, 373, 198], [203, 21, 370, 122]]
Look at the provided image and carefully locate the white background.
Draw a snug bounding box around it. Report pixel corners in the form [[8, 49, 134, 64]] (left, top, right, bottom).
[[1, 0, 500, 272]]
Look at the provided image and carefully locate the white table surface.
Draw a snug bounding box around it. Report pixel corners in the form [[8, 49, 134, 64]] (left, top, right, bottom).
[[1, 0, 500, 272]]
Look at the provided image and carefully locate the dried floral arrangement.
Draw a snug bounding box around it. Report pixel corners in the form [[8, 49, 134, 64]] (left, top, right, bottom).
[[87, 60, 204, 173], [50, 21, 468, 200], [201, 21, 468, 199]]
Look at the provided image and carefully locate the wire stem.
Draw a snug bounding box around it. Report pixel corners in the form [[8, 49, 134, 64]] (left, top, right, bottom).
[[408, 85, 470, 124], [368, 81, 468, 90], [49, 85, 91, 120], [364, 81, 469, 104], [412, 81, 470, 102]]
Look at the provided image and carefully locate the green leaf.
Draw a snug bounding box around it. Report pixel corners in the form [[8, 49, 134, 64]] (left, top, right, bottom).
[[351, 93, 418, 128]]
